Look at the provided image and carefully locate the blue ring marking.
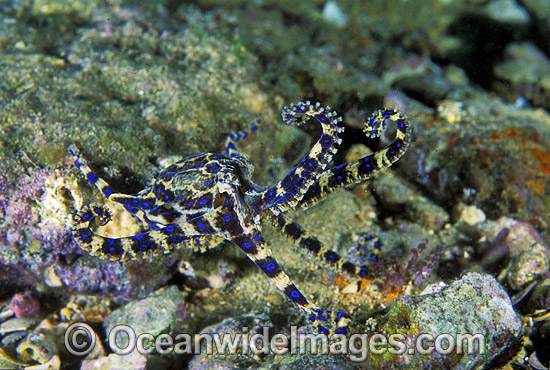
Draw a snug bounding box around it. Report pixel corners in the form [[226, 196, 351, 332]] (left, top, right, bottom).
[[199, 200, 207, 205], [187, 203, 192, 207], [166, 226, 174, 232], [164, 195, 170, 200], [178, 176, 182, 180], [254, 235, 259, 241], [269, 191, 273, 196], [266, 263, 275, 271], [337, 176, 342, 180], [107, 239, 114, 244], [141, 244, 148, 248], [143, 203, 150, 208], [198, 222, 206, 229], [212, 166, 218, 170], [105, 188, 112, 196], [337, 311, 348, 321], [177, 196, 183, 199], [108, 247, 115, 252], [133, 199, 138, 203], [125, 205, 135, 211], [225, 215, 231, 222], [135, 234, 143, 240], [87, 173, 96, 182], [365, 164, 371, 168], [82, 214, 90, 220], [328, 253, 335, 259], [81, 234, 87, 239], [243, 242, 251, 248], [74, 160, 82, 167], [291, 290, 301, 298]]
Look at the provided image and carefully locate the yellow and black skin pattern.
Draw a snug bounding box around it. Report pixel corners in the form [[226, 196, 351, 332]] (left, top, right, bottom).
[[69, 101, 412, 334]]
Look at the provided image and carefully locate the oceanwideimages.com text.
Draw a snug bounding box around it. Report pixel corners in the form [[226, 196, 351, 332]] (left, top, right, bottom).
[[65, 323, 486, 362]]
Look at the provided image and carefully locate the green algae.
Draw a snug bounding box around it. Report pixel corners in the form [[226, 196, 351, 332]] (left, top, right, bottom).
[[0, 2, 271, 182]]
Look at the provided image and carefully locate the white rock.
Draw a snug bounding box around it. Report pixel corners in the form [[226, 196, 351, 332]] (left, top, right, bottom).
[[322, 1, 349, 28]]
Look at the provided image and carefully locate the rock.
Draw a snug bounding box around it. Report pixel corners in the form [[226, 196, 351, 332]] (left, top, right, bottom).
[[503, 242, 550, 290], [81, 350, 147, 370], [188, 315, 270, 370], [493, 42, 550, 109], [354, 272, 523, 369], [454, 203, 486, 226], [104, 286, 186, 349], [322, 1, 349, 28]]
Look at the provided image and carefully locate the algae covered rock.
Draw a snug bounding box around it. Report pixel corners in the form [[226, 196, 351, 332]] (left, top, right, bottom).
[[358, 272, 522, 369], [104, 285, 187, 349]]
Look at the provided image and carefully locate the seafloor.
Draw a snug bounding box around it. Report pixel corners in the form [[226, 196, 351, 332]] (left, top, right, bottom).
[[1, 0, 550, 369]]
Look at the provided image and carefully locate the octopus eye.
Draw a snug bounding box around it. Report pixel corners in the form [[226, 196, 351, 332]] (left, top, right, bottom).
[[213, 193, 227, 208]]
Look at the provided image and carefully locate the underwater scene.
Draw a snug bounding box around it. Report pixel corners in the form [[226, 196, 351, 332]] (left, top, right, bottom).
[[1, 0, 549, 369]]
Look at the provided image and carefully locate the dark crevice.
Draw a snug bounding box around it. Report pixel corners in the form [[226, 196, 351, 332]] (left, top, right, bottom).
[[446, 12, 530, 90]]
